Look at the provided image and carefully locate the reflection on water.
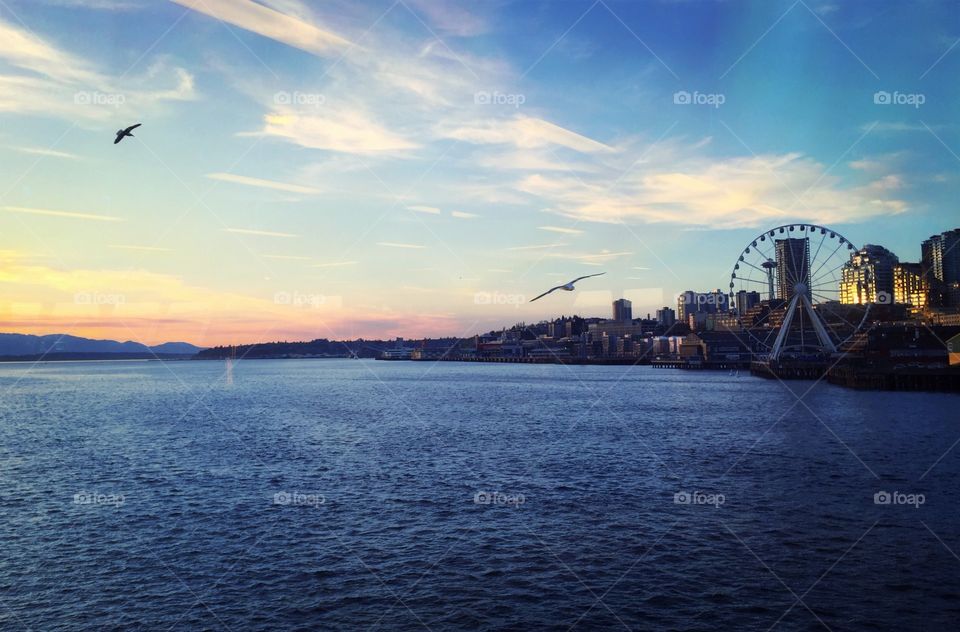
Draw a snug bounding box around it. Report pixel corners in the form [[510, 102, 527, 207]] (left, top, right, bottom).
[[0, 359, 957, 630]]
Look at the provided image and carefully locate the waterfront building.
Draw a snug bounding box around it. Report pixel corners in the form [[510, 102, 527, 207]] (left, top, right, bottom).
[[683, 331, 753, 363], [612, 298, 633, 322], [669, 336, 683, 355], [679, 335, 704, 361], [949, 333, 960, 366], [893, 262, 929, 309], [704, 312, 741, 331], [840, 245, 899, 304], [775, 237, 811, 300], [588, 320, 647, 340], [548, 319, 568, 339], [922, 229, 960, 306], [650, 336, 670, 356], [859, 325, 959, 366], [929, 310, 960, 326]]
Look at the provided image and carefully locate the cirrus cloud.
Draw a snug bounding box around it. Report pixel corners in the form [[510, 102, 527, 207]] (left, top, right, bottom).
[[516, 152, 909, 228]]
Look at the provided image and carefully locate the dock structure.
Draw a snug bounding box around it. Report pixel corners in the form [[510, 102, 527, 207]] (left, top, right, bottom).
[[826, 365, 960, 392], [651, 359, 749, 370], [750, 358, 830, 380]]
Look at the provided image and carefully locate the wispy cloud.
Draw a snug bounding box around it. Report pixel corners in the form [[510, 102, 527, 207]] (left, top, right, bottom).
[[580, 251, 631, 261], [864, 121, 952, 133], [9, 146, 81, 160], [377, 242, 426, 249], [313, 260, 358, 268], [519, 151, 910, 228], [405, 0, 488, 37], [0, 17, 194, 121], [38, 0, 145, 9], [170, 0, 353, 57], [506, 243, 566, 251], [206, 172, 321, 194], [441, 116, 615, 153], [250, 108, 419, 155], [223, 227, 298, 238], [3, 206, 122, 221], [538, 225, 583, 235], [451, 211, 479, 219], [474, 148, 600, 173], [109, 244, 170, 252], [553, 250, 632, 263], [407, 205, 441, 215]]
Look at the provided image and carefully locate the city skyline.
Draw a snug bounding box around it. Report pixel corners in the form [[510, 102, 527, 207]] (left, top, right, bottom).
[[2, 0, 960, 346]]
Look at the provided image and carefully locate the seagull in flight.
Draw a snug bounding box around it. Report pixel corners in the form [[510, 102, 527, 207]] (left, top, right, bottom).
[[529, 272, 605, 302], [114, 123, 141, 145]]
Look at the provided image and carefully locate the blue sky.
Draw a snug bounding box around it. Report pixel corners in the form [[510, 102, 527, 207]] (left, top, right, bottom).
[[0, 0, 957, 345]]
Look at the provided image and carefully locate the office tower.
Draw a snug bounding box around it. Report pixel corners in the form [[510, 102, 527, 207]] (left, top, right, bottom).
[[775, 238, 811, 300], [840, 245, 899, 304], [893, 262, 928, 308], [612, 298, 632, 321], [922, 229, 960, 306], [677, 291, 695, 323], [735, 290, 761, 315], [656, 307, 676, 327]]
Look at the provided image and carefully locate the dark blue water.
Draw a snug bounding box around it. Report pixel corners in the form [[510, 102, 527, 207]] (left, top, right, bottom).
[[0, 359, 957, 630]]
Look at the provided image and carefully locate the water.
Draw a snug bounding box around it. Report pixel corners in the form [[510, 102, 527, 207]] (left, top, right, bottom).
[[0, 359, 957, 630]]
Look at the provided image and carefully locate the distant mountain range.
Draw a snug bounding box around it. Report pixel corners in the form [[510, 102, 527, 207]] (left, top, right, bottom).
[[0, 333, 203, 360]]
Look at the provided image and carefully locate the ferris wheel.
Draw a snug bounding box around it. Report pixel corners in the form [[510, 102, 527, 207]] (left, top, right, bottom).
[[728, 223, 871, 359]]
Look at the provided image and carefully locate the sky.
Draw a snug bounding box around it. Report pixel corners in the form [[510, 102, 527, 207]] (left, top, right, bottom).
[[0, 0, 958, 346]]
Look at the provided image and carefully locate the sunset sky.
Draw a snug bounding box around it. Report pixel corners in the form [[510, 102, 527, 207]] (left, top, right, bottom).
[[1, 0, 958, 346]]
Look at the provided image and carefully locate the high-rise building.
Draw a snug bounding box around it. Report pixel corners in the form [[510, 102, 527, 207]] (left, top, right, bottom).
[[893, 262, 928, 308], [735, 290, 761, 315], [922, 229, 960, 306], [655, 307, 676, 327], [677, 290, 728, 330], [840, 245, 899, 305], [612, 298, 632, 321], [775, 238, 811, 300], [677, 291, 695, 323]]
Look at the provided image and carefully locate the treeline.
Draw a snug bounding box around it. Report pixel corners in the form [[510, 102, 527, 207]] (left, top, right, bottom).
[[195, 337, 466, 360]]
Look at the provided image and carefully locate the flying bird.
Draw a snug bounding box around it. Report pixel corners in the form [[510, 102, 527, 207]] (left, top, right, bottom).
[[529, 272, 606, 302], [114, 123, 141, 145]]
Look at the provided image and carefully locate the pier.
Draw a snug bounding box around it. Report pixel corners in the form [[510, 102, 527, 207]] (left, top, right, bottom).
[[826, 365, 960, 392]]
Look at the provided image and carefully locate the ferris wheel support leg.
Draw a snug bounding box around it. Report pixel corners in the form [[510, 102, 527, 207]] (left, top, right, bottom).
[[801, 293, 837, 354], [769, 293, 837, 362], [770, 294, 799, 362]]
